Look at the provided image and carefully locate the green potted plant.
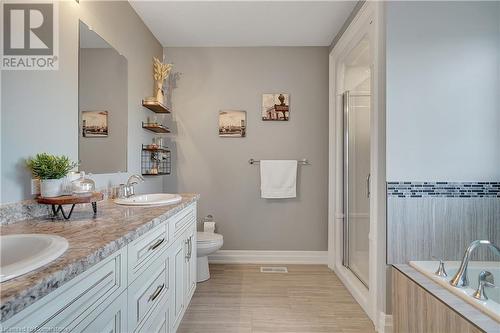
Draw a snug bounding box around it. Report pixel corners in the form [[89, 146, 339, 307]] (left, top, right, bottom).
[[26, 153, 78, 197]]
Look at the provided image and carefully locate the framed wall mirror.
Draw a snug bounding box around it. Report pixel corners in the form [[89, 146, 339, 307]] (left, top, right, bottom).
[[78, 20, 128, 174]]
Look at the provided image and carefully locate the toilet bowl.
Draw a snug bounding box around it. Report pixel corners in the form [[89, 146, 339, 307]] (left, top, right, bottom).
[[196, 231, 223, 282]]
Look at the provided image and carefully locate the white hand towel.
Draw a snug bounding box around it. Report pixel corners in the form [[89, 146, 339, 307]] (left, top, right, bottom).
[[260, 160, 298, 199]]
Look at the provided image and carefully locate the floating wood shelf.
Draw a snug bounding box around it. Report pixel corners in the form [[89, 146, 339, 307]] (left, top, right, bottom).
[[142, 144, 170, 152], [142, 172, 170, 176], [142, 100, 171, 113], [142, 122, 170, 133]]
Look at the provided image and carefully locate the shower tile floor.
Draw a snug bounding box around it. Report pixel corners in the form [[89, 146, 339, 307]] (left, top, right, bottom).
[[178, 264, 375, 333]]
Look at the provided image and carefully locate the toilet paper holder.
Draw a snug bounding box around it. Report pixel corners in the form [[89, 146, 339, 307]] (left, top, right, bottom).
[[201, 215, 216, 233], [201, 215, 214, 223]]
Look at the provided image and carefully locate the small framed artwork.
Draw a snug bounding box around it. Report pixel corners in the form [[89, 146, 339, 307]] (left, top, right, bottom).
[[262, 93, 289, 121], [82, 111, 108, 137], [219, 110, 246, 137]]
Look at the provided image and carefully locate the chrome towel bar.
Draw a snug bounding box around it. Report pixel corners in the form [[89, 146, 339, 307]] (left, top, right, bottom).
[[248, 158, 310, 165]]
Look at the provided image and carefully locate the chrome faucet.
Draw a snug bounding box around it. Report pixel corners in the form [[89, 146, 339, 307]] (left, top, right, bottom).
[[450, 240, 500, 288], [122, 174, 145, 198], [472, 271, 496, 301]]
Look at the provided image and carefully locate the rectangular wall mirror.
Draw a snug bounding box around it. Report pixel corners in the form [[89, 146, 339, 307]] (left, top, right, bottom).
[[79, 20, 128, 174]]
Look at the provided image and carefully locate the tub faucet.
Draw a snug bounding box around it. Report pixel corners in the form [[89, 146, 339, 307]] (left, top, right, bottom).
[[123, 174, 145, 198], [450, 240, 500, 288], [472, 271, 496, 301]]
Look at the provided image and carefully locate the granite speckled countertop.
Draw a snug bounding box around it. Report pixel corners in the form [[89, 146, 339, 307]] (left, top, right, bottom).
[[0, 193, 199, 322]]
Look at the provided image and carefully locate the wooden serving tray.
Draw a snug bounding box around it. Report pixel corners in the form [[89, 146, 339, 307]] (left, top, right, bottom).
[[36, 192, 104, 220], [36, 192, 103, 205]]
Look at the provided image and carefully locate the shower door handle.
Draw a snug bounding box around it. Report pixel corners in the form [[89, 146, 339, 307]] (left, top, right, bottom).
[[366, 174, 371, 198]]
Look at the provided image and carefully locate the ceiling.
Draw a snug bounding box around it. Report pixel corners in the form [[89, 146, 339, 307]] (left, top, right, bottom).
[[129, 1, 357, 47]]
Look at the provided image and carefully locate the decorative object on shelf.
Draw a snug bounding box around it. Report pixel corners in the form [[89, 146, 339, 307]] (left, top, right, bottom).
[[71, 171, 96, 196], [262, 93, 290, 121], [152, 137, 164, 147], [141, 144, 171, 176], [153, 57, 173, 104], [62, 171, 81, 195], [143, 57, 173, 106], [219, 110, 246, 137], [36, 192, 104, 220], [142, 122, 170, 133], [26, 153, 78, 198], [82, 111, 108, 137]]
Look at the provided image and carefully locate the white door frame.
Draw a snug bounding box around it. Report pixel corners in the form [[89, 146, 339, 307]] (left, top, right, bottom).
[[328, 2, 387, 331]]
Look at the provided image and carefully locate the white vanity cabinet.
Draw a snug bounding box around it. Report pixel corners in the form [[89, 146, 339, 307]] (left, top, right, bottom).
[[1, 203, 197, 333], [0, 248, 128, 332], [170, 223, 197, 332], [71, 291, 128, 333], [184, 224, 197, 303]]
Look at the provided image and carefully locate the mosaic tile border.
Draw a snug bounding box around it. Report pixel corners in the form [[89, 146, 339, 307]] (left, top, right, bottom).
[[387, 182, 500, 198]]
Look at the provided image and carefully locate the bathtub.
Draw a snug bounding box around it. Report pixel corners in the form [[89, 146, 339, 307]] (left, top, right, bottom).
[[409, 261, 500, 323]]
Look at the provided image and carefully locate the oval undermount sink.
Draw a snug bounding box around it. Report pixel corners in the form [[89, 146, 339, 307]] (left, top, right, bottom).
[[0, 234, 69, 283], [114, 193, 182, 206]]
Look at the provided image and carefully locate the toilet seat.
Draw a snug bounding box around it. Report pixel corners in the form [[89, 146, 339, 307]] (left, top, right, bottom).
[[197, 232, 223, 245]]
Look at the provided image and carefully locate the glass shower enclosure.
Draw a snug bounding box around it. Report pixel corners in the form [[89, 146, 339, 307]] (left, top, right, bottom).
[[342, 90, 370, 287]]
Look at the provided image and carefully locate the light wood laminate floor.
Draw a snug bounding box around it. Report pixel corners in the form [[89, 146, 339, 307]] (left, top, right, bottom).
[[178, 264, 375, 333]]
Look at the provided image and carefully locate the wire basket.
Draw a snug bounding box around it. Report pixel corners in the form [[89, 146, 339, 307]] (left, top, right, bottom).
[[141, 145, 171, 176]]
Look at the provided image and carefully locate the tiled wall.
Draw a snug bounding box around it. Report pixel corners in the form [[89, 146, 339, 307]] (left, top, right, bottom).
[[387, 182, 500, 264], [387, 182, 500, 198]]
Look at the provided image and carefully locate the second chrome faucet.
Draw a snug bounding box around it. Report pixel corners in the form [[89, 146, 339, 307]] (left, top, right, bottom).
[[121, 174, 145, 198], [449, 240, 500, 288]]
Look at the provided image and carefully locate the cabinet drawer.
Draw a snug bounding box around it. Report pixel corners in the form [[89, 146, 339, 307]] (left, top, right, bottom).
[[70, 291, 127, 333], [172, 203, 196, 237], [135, 286, 170, 333], [128, 253, 170, 331], [128, 222, 169, 283], [2, 248, 126, 332]]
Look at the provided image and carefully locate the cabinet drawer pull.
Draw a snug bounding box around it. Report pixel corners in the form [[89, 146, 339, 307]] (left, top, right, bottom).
[[148, 283, 165, 302], [185, 236, 193, 259], [188, 236, 193, 259], [149, 238, 165, 251]]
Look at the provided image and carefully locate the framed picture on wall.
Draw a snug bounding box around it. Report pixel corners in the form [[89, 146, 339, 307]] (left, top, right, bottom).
[[219, 110, 246, 137], [262, 93, 289, 121], [82, 111, 108, 137]]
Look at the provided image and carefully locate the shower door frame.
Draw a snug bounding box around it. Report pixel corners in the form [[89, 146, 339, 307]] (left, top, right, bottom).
[[342, 90, 370, 289], [328, 1, 387, 330]]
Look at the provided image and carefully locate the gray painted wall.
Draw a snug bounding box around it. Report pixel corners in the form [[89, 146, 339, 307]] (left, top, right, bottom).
[[79, 48, 127, 174], [386, 1, 500, 182], [1, 1, 163, 203], [163, 47, 329, 251]]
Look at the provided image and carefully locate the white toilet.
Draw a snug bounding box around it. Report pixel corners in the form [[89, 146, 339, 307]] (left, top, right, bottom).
[[196, 231, 223, 282]]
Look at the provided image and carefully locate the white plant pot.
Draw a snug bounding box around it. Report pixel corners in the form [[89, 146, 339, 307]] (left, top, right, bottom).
[[40, 179, 64, 197]]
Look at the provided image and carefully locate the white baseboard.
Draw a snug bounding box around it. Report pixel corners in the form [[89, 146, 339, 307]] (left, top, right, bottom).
[[377, 312, 393, 333], [208, 250, 328, 265]]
